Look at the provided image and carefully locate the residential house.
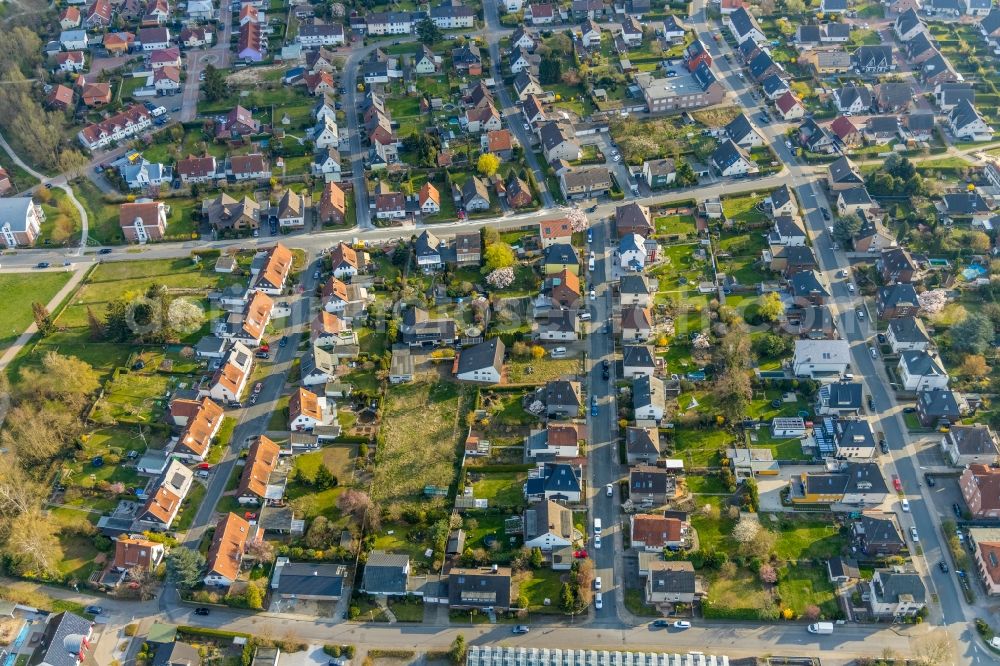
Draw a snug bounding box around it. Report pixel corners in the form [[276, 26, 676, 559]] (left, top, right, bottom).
[[916, 388, 965, 427], [629, 465, 676, 505], [633, 374, 665, 421], [878, 247, 918, 284], [312, 148, 342, 182], [78, 104, 153, 151], [112, 536, 165, 573], [761, 74, 790, 100], [725, 113, 764, 148], [539, 217, 573, 248], [769, 214, 808, 247], [969, 528, 1000, 595], [622, 344, 656, 378], [642, 159, 676, 189], [136, 460, 193, 529], [726, 7, 765, 44], [60, 29, 89, 51], [228, 154, 271, 182], [177, 155, 218, 184], [877, 284, 920, 319], [886, 316, 931, 352], [836, 187, 875, 216], [616, 202, 654, 237], [631, 513, 685, 551], [559, 167, 612, 200], [297, 22, 346, 46], [539, 379, 582, 418], [455, 232, 482, 266], [621, 305, 652, 342], [55, 51, 85, 73], [792, 339, 851, 378], [789, 270, 830, 305], [854, 210, 896, 252], [767, 244, 817, 276], [581, 18, 602, 47], [942, 425, 999, 467], [414, 230, 444, 271], [894, 8, 926, 42], [790, 461, 889, 505], [447, 567, 512, 611], [236, 436, 282, 505], [205, 512, 255, 587], [524, 462, 582, 502], [827, 156, 864, 190], [506, 176, 534, 209], [961, 465, 1000, 518], [318, 182, 346, 224], [329, 242, 361, 278], [203, 192, 260, 232], [864, 116, 900, 144], [853, 45, 894, 74], [635, 62, 725, 113], [645, 561, 698, 605], [711, 139, 756, 177], [361, 551, 411, 596], [0, 198, 43, 248], [431, 3, 475, 28], [874, 82, 915, 113], [867, 569, 927, 618], [523, 500, 578, 551], [399, 306, 457, 347], [172, 397, 224, 461], [626, 426, 660, 465], [898, 350, 949, 391], [28, 612, 93, 666], [816, 380, 864, 416], [620, 274, 655, 307], [949, 99, 994, 141], [203, 342, 253, 402], [775, 92, 805, 120], [455, 338, 505, 384], [539, 121, 582, 162], [251, 243, 293, 295], [513, 71, 542, 101], [684, 39, 713, 72], [835, 83, 873, 114]]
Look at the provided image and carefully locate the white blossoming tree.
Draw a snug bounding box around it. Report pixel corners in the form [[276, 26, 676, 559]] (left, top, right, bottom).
[[566, 207, 588, 233], [918, 288, 947, 315], [486, 267, 515, 289]]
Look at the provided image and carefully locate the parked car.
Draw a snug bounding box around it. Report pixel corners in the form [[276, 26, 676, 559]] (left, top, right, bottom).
[[254, 351, 270, 359], [673, 621, 691, 629], [910, 526, 919, 542], [85, 606, 104, 615], [36, 262, 50, 269], [901, 498, 910, 512], [512, 625, 530, 634], [594, 535, 601, 549], [877, 333, 887, 344], [893, 475, 902, 492], [925, 474, 936, 487], [652, 620, 670, 628], [606, 483, 613, 497], [594, 576, 602, 590], [253, 382, 263, 394], [953, 503, 963, 518], [279, 336, 288, 347], [939, 561, 949, 573], [879, 439, 888, 454], [595, 593, 603, 609], [194, 607, 210, 616], [821, 208, 830, 220]]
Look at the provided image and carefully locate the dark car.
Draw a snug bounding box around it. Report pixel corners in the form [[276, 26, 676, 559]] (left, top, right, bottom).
[[877, 333, 887, 344], [279, 335, 288, 347], [925, 473, 936, 487], [99, 248, 113, 254], [194, 607, 210, 616], [821, 208, 830, 220], [602, 369, 610, 381], [652, 620, 670, 628], [903, 407, 916, 413], [36, 262, 50, 269], [879, 439, 888, 454], [254, 351, 270, 359], [586, 205, 598, 213], [867, 395, 875, 410], [939, 561, 949, 573], [85, 606, 104, 615], [602, 359, 610, 370], [512, 625, 530, 634]]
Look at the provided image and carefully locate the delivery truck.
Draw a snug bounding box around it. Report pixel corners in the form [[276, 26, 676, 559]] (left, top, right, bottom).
[[807, 623, 834, 635]]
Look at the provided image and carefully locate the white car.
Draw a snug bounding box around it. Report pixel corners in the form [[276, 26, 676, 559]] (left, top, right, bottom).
[[673, 621, 691, 629], [869, 346, 877, 358], [594, 576, 602, 590], [590, 289, 597, 301], [612, 154, 621, 162], [594, 535, 602, 549], [901, 498, 910, 512], [856, 309, 865, 320], [595, 593, 604, 609], [910, 526, 919, 542], [606, 483, 613, 497], [847, 283, 855, 293]]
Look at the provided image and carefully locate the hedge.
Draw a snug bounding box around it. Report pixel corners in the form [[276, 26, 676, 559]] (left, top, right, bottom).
[[369, 649, 417, 659], [176, 625, 251, 640]]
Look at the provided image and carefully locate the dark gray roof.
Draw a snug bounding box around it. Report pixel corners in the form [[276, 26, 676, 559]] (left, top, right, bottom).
[[823, 380, 863, 409], [920, 52, 953, 79], [538, 121, 575, 152], [774, 215, 805, 238], [838, 187, 873, 206], [457, 337, 505, 374], [524, 500, 573, 540], [797, 25, 821, 43], [937, 85, 973, 108], [363, 550, 410, 595], [948, 425, 998, 455], [770, 184, 793, 211], [836, 418, 876, 450], [462, 176, 490, 206], [854, 514, 904, 546], [880, 247, 916, 274], [900, 350, 946, 377], [153, 641, 201, 666], [273, 562, 346, 597], [837, 83, 873, 110], [630, 465, 672, 494], [728, 7, 760, 39], [981, 7, 1000, 34], [828, 156, 862, 184], [525, 462, 582, 496], [875, 82, 914, 109], [895, 8, 922, 34], [513, 70, 539, 93], [874, 569, 926, 604], [430, 3, 475, 17], [725, 113, 757, 144], [626, 426, 660, 456], [400, 306, 456, 343], [878, 283, 919, 308], [30, 612, 93, 666], [905, 112, 935, 131], [643, 158, 675, 177], [633, 374, 664, 409], [691, 61, 719, 91], [828, 556, 860, 579], [544, 242, 580, 266], [649, 563, 696, 593], [623, 344, 655, 368], [853, 45, 893, 70], [905, 31, 934, 59], [888, 316, 930, 343], [789, 270, 830, 298], [620, 273, 654, 295], [711, 139, 749, 170], [949, 99, 986, 131], [544, 379, 582, 408], [761, 74, 789, 96], [615, 202, 652, 232], [865, 116, 900, 135], [748, 51, 778, 79], [842, 461, 889, 495], [415, 229, 442, 258], [447, 568, 512, 608], [918, 388, 962, 418], [773, 245, 817, 266]]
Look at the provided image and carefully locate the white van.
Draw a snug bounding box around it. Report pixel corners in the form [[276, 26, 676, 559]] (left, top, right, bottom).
[[593, 518, 602, 534], [551, 347, 567, 358], [579, 312, 592, 320]]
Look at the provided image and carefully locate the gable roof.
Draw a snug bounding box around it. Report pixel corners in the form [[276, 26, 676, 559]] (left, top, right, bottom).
[[238, 435, 280, 499], [206, 512, 252, 581], [457, 338, 505, 374]]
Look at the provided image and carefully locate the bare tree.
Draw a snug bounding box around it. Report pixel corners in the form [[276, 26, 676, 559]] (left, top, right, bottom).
[[5, 508, 59, 576]]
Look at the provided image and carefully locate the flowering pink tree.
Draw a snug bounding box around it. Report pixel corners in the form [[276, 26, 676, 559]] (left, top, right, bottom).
[[486, 267, 515, 289], [566, 208, 588, 233], [918, 289, 947, 315], [759, 564, 778, 584]]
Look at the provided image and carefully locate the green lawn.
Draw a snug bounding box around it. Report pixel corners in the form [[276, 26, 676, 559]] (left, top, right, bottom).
[[38, 188, 83, 246], [654, 214, 697, 236], [519, 568, 565, 613], [90, 369, 173, 425], [721, 193, 768, 225], [507, 357, 579, 385], [470, 470, 528, 509], [766, 514, 847, 561], [72, 178, 123, 245], [702, 567, 777, 620], [387, 595, 425, 622], [0, 271, 73, 353], [777, 562, 838, 618], [670, 427, 736, 467]]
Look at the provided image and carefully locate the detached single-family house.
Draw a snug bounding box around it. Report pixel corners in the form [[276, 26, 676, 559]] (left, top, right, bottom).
[[204, 512, 256, 587], [792, 339, 851, 378], [942, 425, 999, 467], [523, 500, 578, 550], [455, 338, 504, 384], [898, 350, 949, 391], [633, 374, 665, 422]]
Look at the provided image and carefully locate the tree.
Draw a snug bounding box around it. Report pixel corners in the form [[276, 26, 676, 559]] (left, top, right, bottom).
[[539, 56, 562, 85], [166, 299, 204, 338], [949, 313, 994, 356], [477, 153, 501, 178], [5, 508, 59, 576], [305, 515, 338, 549], [246, 538, 275, 563], [530, 345, 545, 359], [128, 565, 158, 600], [486, 267, 515, 289], [958, 354, 989, 377], [166, 547, 205, 589], [314, 464, 337, 490], [833, 214, 861, 245], [245, 581, 264, 609], [785, 0, 806, 11], [530, 547, 544, 568], [483, 242, 516, 272], [560, 582, 575, 611], [713, 367, 752, 423], [715, 329, 752, 371], [202, 64, 228, 103], [803, 605, 821, 621], [337, 489, 380, 532], [416, 16, 443, 45], [731, 516, 759, 544], [758, 292, 784, 322], [450, 635, 467, 666], [758, 564, 778, 584], [28, 352, 100, 403], [32, 302, 53, 336], [57, 150, 89, 180], [754, 333, 791, 359], [969, 231, 992, 253], [676, 161, 698, 186]]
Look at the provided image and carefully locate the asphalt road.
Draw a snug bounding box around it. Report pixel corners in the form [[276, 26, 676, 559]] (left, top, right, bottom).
[[182, 251, 320, 549]]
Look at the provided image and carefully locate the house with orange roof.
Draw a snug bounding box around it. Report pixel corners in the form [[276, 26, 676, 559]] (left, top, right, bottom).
[[237, 436, 282, 505], [55, 51, 86, 73], [251, 243, 293, 295], [538, 218, 573, 248], [318, 181, 346, 224], [173, 397, 224, 461], [119, 200, 168, 243], [104, 31, 135, 54], [329, 241, 361, 278], [112, 536, 165, 572], [289, 387, 328, 431], [46, 85, 75, 110], [484, 129, 516, 159], [630, 513, 686, 551], [311, 311, 355, 348], [136, 460, 193, 530], [204, 512, 256, 587], [59, 6, 82, 29], [202, 342, 253, 403], [969, 528, 1000, 596], [220, 291, 273, 346], [81, 82, 113, 107], [418, 182, 441, 214]]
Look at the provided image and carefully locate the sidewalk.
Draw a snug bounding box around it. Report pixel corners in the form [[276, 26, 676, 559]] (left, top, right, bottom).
[[0, 265, 88, 370]]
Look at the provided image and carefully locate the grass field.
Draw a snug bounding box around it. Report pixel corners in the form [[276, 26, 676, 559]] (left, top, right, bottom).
[[670, 428, 736, 467], [703, 567, 776, 619], [507, 357, 580, 385], [0, 271, 73, 353], [470, 470, 528, 509], [766, 514, 846, 561], [777, 562, 838, 617], [518, 568, 565, 613], [373, 382, 467, 507], [721, 193, 768, 225]]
